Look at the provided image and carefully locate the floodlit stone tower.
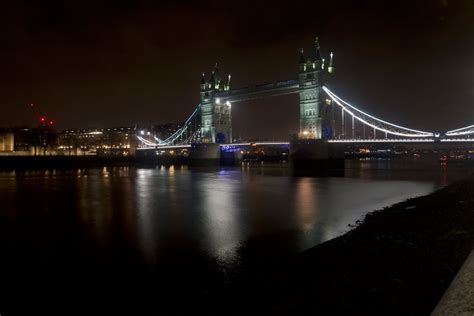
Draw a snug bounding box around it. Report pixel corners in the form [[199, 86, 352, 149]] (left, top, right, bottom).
[[200, 64, 232, 143], [298, 37, 324, 139]]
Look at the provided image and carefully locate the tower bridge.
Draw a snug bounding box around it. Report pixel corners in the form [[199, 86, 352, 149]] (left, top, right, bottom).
[[136, 37, 474, 165], [198, 37, 331, 143]]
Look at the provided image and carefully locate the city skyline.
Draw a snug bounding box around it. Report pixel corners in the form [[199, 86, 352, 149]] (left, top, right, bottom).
[[1, 0, 473, 140]]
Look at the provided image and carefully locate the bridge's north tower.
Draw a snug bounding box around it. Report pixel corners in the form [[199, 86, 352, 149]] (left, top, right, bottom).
[[200, 64, 232, 143], [298, 37, 325, 139]]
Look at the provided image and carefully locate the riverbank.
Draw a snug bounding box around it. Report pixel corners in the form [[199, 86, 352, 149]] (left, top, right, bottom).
[[226, 175, 474, 315]]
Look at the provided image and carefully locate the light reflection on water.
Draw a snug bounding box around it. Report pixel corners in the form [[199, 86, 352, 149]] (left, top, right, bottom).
[[0, 161, 470, 270]]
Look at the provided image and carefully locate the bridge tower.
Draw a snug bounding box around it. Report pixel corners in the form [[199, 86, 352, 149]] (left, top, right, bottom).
[[298, 37, 324, 139], [322, 51, 336, 138], [200, 64, 232, 143]]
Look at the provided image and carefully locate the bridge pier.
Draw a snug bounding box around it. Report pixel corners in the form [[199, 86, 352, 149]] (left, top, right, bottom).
[[289, 139, 344, 175], [188, 143, 242, 166], [188, 143, 221, 166]]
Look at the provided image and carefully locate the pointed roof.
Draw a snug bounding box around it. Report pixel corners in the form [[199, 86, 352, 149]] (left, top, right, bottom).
[[211, 62, 221, 83], [328, 52, 334, 73], [314, 36, 322, 61], [201, 72, 206, 84], [210, 69, 215, 83], [299, 48, 305, 64]]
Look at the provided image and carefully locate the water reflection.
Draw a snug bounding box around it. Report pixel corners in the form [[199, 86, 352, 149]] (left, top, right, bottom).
[[294, 178, 320, 232], [77, 168, 113, 246], [0, 161, 469, 273], [199, 172, 243, 265], [294, 177, 322, 249], [135, 168, 159, 263]]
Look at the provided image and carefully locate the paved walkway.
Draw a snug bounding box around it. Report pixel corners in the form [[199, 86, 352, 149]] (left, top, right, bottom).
[[432, 250, 474, 315]]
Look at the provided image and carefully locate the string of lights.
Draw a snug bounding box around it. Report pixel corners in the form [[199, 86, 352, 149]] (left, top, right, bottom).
[[445, 125, 474, 136], [323, 86, 434, 138]]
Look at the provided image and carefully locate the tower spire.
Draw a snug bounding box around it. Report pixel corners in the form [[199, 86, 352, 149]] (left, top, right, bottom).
[[328, 52, 334, 74], [211, 62, 221, 89], [299, 48, 305, 64], [314, 36, 322, 61], [226, 74, 232, 91]]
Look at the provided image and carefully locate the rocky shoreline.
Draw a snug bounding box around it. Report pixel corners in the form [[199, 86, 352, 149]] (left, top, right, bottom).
[[209, 175, 474, 315], [263, 175, 474, 315]]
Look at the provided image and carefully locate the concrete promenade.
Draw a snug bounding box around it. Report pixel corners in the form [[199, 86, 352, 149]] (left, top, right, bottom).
[[432, 250, 474, 315]]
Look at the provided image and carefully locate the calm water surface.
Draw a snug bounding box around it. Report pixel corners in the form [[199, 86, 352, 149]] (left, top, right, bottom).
[[0, 160, 470, 312], [0, 160, 468, 265]]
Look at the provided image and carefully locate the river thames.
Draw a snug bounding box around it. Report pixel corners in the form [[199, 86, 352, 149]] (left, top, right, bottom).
[[0, 160, 470, 313]]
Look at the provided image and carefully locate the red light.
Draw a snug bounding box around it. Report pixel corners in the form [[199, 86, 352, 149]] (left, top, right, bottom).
[[49, 121, 54, 125], [40, 117, 45, 122]]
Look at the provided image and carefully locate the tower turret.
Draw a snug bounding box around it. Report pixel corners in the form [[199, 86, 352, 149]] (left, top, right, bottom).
[[226, 74, 232, 91], [314, 37, 322, 61], [312, 36, 323, 70], [200, 72, 207, 90], [211, 63, 222, 90], [299, 48, 305, 63], [299, 48, 306, 72], [210, 71, 215, 88], [328, 52, 334, 74]]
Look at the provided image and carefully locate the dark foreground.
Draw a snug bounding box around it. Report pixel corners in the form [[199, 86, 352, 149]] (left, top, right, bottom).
[[245, 175, 474, 315], [1, 175, 474, 315], [214, 175, 474, 315]]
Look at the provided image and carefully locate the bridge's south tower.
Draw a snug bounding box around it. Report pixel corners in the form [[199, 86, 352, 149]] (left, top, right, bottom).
[[200, 64, 232, 143], [298, 38, 324, 139]]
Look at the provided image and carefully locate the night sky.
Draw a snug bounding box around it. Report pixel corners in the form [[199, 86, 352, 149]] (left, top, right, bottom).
[[1, 0, 473, 140]]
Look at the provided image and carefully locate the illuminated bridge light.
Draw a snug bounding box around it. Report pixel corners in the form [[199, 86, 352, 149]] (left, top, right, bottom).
[[158, 145, 192, 149], [253, 142, 290, 146], [445, 125, 474, 136], [136, 136, 158, 147], [323, 86, 434, 138], [136, 144, 192, 150], [220, 143, 251, 147], [440, 138, 474, 142], [218, 142, 290, 147], [328, 139, 435, 143]]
